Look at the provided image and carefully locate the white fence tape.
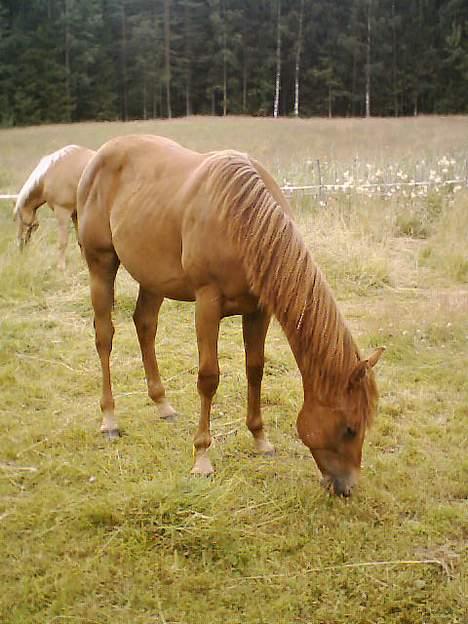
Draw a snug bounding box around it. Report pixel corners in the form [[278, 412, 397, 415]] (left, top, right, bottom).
[[280, 178, 465, 196], [0, 178, 466, 203]]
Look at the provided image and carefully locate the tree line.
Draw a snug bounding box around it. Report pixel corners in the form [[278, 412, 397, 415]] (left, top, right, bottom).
[[0, 0, 467, 126]]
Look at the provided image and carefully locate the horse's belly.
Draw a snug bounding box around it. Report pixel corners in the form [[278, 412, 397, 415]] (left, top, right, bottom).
[[113, 233, 195, 300]]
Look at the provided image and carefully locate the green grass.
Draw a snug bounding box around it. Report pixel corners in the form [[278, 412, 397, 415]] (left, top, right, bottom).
[[0, 118, 467, 623]]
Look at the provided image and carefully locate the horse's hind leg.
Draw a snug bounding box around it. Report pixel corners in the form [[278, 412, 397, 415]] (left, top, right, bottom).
[[87, 249, 120, 439], [54, 205, 71, 271], [242, 309, 275, 455], [133, 287, 177, 421]]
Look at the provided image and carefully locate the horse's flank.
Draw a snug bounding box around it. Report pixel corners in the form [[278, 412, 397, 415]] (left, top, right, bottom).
[[204, 151, 376, 425]]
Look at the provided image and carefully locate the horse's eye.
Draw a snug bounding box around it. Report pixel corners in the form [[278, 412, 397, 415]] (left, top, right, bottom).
[[344, 426, 357, 439]]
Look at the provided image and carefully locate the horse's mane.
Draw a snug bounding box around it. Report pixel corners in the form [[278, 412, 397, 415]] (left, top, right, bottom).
[[205, 150, 378, 426], [14, 145, 80, 217]]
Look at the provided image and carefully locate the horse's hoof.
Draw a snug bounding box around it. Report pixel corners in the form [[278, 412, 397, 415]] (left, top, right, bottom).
[[161, 412, 178, 423], [254, 439, 276, 456], [102, 429, 120, 441], [191, 455, 214, 477]]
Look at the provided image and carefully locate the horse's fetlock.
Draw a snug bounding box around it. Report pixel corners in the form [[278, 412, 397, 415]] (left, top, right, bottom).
[[148, 383, 165, 403], [247, 418, 263, 434], [193, 432, 212, 451], [100, 398, 115, 412]]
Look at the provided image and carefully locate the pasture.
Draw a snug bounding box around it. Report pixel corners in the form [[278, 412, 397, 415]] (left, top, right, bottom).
[[0, 116, 467, 623]]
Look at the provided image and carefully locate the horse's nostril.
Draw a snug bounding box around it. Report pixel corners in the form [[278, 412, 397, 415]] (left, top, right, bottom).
[[333, 477, 353, 497]]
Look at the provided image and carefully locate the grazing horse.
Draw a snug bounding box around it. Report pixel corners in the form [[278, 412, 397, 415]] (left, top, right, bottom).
[[14, 145, 96, 270], [77, 135, 384, 496]]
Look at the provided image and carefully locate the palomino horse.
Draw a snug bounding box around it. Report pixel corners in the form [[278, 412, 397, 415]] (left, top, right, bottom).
[[77, 135, 384, 496], [14, 145, 95, 270]]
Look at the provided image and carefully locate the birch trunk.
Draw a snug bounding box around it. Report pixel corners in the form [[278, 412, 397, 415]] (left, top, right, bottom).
[[242, 56, 247, 113], [164, 0, 172, 119], [273, 0, 281, 118], [392, 0, 398, 116], [294, 0, 304, 118], [184, 0, 192, 116], [121, 0, 128, 121], [365, 0, 371, 118], [64, 0, 71, 119], [222, 0, 227, 116]]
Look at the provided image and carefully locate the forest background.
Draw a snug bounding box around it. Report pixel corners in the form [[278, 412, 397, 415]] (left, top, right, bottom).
[[1, 0, 467, 127]]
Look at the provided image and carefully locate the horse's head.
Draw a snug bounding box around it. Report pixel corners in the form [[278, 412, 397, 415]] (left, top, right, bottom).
[[297, 347, 384, 497], [14, 203, 39, 250]]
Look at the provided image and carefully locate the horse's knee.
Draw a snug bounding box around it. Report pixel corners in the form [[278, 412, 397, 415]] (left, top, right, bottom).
[[94, 319, 114, 354], [197, 372, 219, 399]]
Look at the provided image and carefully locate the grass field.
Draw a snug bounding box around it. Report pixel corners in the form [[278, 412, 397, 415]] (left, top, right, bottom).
[[0, 117, 467, 623]]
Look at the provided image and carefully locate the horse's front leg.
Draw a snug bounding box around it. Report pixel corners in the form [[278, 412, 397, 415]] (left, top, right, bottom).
[[191, 285, 222, 476], [242, 309, 275, 454]]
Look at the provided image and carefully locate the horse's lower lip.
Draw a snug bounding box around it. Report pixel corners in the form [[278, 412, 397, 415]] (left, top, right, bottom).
[[338, 486, 352, 497]]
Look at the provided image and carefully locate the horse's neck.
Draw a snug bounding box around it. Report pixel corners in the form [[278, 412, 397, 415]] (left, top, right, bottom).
[[279, 285, 357, 401]]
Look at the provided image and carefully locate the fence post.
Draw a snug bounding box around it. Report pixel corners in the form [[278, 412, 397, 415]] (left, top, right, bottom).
[[316, 159, 323, 201]]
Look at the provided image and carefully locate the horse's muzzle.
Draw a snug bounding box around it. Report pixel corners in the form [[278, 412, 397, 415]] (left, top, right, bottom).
[[321, 474, 356, 497]]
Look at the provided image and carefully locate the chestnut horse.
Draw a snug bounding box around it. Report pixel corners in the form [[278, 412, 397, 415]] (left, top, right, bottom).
[[77, 135, 384, 496], [14, 145, 95, 269]]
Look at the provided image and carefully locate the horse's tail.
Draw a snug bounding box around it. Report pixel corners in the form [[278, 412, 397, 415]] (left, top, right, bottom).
[[14, 145, 80, 219]]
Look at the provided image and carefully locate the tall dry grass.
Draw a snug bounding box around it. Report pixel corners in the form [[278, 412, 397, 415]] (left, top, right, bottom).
[[295, 187, 468, 294], [1, 115, 468, 190]]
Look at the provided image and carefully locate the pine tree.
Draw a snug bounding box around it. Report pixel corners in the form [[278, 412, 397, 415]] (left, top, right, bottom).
[[0, 0, 466, 124]]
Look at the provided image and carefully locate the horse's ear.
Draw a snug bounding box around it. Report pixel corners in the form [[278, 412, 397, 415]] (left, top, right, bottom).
[[348, 361, 368, 389], [367, 346, 385, 368], [348, 347, 385, 390]]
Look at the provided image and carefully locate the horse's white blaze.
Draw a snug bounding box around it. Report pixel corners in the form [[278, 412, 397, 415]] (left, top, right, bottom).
[[14, 145, 81, 217]]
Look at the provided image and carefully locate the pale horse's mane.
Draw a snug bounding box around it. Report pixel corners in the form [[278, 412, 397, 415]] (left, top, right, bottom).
[[14, 145, 80, 217], [204, 150, 378, 427]]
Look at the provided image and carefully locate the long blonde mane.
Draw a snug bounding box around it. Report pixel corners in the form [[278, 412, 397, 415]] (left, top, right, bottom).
[[205, 151, 377, 421], [14, 145, 80, 217]]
